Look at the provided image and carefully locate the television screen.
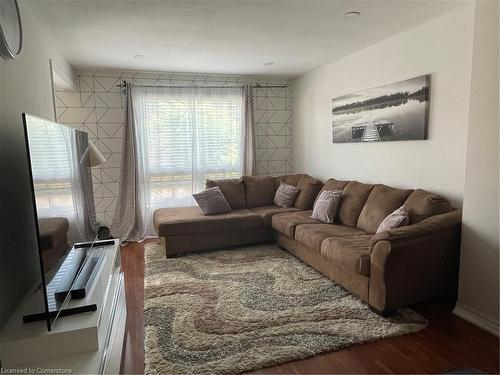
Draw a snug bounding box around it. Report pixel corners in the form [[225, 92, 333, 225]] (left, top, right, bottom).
[[23, 114, 99, 330]]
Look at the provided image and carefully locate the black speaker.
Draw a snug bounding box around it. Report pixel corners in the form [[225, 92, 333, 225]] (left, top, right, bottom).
[[97, 226, 112, 240]]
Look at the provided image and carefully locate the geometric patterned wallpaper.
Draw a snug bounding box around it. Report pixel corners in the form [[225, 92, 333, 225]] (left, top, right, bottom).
[[54, 69, 293, 225]]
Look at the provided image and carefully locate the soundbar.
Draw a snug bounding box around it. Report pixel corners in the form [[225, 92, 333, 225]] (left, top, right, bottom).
[[70, 254, 105, 299], [74, 239, 115, 249]]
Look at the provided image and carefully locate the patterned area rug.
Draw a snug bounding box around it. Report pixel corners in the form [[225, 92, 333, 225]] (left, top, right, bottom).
[[144, 242, 427, 374]]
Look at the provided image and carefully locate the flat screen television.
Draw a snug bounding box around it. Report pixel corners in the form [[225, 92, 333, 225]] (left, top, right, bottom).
[[22, 114, 101, 330]]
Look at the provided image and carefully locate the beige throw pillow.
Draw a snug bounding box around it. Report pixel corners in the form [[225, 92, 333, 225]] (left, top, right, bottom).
[[192, 187, 231, 215], [311, 190, 342, 223], [273, 183, 300, 208], [376, 205, 409, 233]]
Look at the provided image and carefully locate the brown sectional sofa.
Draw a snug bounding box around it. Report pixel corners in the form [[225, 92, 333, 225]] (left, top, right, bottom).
[[153, 174, 319, 255], [153, 174, 461, 315]]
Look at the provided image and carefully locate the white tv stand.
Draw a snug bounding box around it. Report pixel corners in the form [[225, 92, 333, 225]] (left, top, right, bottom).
[[0, 239, 126, 374]]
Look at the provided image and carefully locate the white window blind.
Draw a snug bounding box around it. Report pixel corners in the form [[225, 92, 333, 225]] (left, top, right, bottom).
[[25, 116, 76, 219], [133, 86, 243, 214]]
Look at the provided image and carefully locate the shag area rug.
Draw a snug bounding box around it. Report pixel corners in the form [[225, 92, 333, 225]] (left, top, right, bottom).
[[144, 242, 427, 374]]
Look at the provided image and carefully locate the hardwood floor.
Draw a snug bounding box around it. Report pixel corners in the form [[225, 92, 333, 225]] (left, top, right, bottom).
[[120, 240, 499, 374], [120, 240, 145, 375]]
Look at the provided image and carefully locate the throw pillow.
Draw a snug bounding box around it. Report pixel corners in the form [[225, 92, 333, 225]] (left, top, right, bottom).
[[273, 183, 300, 208], [311, 190, 342, 223], [376, 205, 409, 233], [192, 187, 231, 215]]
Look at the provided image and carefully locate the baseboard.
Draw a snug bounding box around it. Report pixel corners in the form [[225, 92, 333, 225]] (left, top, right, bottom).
[[453, 303, 499, 336]]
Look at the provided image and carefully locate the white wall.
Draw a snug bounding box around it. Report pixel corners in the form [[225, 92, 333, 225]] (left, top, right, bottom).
[[454, 0, 499, 336], [293, 2, 500, 334], [293, 5, 475, 207], [0, 2, 72, 326]]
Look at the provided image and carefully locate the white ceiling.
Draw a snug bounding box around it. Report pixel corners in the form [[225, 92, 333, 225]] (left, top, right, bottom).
[[29, 0, 468, 77]]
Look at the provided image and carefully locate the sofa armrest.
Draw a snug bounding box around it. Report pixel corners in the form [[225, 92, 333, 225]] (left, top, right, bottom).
[[368, 210, 462, 314], [369, 210, 462, 251]]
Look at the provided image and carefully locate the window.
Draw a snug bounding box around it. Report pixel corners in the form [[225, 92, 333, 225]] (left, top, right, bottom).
[[26, 117, 77, 220], [134, 86, 243, 212]]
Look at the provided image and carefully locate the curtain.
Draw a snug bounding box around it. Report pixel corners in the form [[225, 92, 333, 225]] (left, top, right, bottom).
[[242, 85, 256, 175], [111, 83, 145, 241], [112, 84, 246, 240]]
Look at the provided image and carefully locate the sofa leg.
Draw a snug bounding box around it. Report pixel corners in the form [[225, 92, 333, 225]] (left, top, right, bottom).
[[369, 305, 395, 317]]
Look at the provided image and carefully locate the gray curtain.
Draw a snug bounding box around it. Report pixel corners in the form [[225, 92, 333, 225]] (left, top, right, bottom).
[[111, 83, 145, 241], [242, 85, 256, 175]]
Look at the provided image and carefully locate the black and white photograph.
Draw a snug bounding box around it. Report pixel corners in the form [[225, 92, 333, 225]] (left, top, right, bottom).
[[332, 75, 430, 143]]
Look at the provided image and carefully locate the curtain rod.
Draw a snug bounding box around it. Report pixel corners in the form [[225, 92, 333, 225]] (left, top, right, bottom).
[[116, 82, 288, 90]]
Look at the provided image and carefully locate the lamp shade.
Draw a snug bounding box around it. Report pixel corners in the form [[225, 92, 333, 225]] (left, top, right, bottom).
[[81, 141, 106, 167], [88, 141, 106, 167]]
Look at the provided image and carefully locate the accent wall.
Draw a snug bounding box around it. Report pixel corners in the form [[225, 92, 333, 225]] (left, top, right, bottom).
[[54, 71, 293, 225]]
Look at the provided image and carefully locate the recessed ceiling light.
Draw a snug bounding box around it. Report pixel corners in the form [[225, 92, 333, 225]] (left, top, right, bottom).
[[133, 54, 146, 60], [264, 62, 275, 66], [344, 11, 360, 18]]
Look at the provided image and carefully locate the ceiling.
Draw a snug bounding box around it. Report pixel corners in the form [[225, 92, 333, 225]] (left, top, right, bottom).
[[29, 0, 468, 77]]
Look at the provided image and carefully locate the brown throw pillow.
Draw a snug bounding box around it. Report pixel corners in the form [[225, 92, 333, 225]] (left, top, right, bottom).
[[192, 187, 231, 215], [206, 178, 246, 209], [376, 205, 409, 233], [273, 183, 300, 208], [311, 190, 342, 223]]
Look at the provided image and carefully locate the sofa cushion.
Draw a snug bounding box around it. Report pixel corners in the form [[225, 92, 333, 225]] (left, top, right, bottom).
[[337, 181, 374, 227], [313, 178, 349, 206], [153, 207, 262, 236], [357, 184, 413, 234], [279, 174, 324, 210], [319, 178, 350, 195], [206, 178, 246, 209], [271, 210, 319, 237], [320, 235, 372, 276], [295, 224, 365, 251], [280, 174, 308, 186], [295, 178, 324, 210], [250, 205, 301, 226], [243, 176, 278, 208], [404, 189, 453, 223]]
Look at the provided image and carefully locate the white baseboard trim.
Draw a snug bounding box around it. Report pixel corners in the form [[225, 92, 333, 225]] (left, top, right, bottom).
[[453, 303, 499, 336]]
